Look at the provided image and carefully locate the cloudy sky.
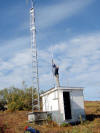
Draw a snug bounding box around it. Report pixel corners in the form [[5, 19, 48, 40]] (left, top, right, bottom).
[[0, 0, 100, 100]]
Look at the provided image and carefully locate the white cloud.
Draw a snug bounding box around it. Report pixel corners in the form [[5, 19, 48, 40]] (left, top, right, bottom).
[[0, 36, 30, 59], [49, 42, 68, 54], [36, 0, 94, 28], [43, 32, 100, 100], [0, 48, 32, 88], [0, 31, 100, 100]]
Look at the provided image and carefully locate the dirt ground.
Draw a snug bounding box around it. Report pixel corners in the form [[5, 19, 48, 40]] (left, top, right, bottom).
[[0, 101, 100, 133]]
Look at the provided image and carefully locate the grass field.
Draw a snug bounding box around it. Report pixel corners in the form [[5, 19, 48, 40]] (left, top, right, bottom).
[[0, 101, 100, 133]]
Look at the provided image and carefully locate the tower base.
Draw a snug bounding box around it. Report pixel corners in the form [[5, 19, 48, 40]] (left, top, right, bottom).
[[28, 112, 48, 124]]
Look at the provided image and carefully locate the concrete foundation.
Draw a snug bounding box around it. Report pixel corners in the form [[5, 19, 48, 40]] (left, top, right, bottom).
[[28, 112, 48, 123]]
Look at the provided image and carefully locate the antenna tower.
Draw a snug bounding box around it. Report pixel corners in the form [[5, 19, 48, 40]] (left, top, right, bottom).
[[30, 0, 40, 112]]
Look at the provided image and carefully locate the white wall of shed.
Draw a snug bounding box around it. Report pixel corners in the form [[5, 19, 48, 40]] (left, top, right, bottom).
[[42, 90, 58, 112], [58, 89, 85, 121], [58, 90, 65, 120], [42, 89, 64, 123], [70, 90, 85, 121]]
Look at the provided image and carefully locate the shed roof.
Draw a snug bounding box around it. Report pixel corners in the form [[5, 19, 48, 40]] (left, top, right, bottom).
[[40, 86, 84, 97]]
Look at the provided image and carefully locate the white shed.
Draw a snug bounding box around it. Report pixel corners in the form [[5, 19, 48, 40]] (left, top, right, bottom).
[[40, 86, 86, 124]]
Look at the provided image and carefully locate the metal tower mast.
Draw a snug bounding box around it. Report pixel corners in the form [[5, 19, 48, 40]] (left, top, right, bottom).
[[30, 0, 40, 112]]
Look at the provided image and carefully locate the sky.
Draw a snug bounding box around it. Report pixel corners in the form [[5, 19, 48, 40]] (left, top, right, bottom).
[[0, 0, 100, 100]]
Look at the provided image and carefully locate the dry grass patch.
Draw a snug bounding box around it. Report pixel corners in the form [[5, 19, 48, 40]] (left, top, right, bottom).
[[0, 101, 100, 133]]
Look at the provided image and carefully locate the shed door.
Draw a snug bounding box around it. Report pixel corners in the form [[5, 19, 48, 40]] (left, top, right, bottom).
[[63, 92, 72, 120]]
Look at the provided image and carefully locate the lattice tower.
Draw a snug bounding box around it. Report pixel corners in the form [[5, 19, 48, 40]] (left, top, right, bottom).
[[30, 0, 40, 112]]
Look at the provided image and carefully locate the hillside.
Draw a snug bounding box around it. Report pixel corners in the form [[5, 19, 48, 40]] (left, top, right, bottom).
[[0, 101, 100, 133]]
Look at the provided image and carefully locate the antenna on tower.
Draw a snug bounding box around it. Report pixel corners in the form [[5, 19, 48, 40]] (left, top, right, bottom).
[[31, 0, 34, 8], [30, 0, 40, 112]]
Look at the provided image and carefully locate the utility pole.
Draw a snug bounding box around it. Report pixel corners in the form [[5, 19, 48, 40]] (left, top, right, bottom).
[[52, 60, 61, 123], [30, 0, 40, 112]]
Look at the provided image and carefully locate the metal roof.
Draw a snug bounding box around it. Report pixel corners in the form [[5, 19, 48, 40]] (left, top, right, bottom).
[[40, 86, 84, 97]]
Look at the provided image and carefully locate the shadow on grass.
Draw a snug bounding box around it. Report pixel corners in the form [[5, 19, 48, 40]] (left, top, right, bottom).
[[65, 114, 100, 126], [86, 114, 100, 121]]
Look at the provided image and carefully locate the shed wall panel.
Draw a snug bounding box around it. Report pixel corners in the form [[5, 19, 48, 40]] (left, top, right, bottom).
[[70, 90, 85, 120], [42, 90, 58, 112]]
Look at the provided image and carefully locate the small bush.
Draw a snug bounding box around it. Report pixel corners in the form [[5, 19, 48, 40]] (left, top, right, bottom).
[[61, 122, 69, 127], [8, 102, 16, 112]]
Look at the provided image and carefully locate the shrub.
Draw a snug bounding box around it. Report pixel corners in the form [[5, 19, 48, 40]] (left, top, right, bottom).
[[0, 87, 39, 112], [61, 122, 69, 127], [8, 102, 16, 112]]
